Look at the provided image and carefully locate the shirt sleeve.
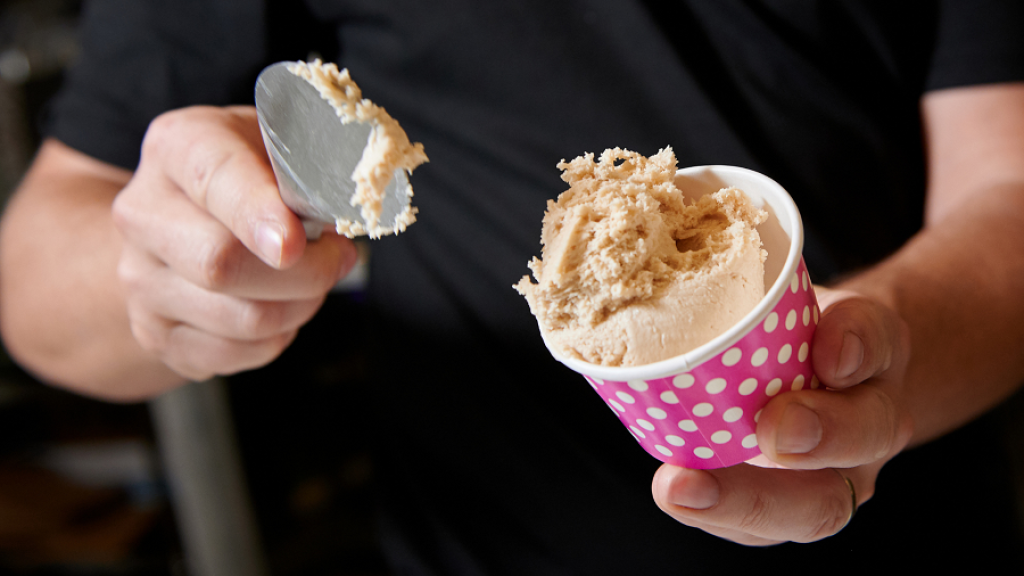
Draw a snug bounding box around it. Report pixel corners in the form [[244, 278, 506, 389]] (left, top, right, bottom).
[[45, 0, 266, 170], [925, 0, 1024, 92]]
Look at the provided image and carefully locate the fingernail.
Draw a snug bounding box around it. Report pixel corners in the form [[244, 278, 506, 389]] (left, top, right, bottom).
[[670, 471, 720, 510], [776, 403, 822, 455], [255, 222, 284, 267], [836, 332, 864, 379]]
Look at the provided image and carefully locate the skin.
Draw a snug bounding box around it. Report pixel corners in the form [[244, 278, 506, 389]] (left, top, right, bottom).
[[0, 106, 357, 401], [2, 85, 1024, 544]]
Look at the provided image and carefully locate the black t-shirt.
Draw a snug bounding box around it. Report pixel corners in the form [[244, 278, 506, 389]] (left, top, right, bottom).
[[47, 1, 1024, 574]]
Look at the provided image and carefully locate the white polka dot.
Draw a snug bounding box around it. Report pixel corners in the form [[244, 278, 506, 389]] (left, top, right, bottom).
[[754, 409, 763, 422], [722, 348, 742, 367], [705, 378, 727, 394], [742, 434, 759, 448], [790, 273, 800, 293], [679, 419, 698, 432], [655, 445, 673, 456], [693, 403, 714, 417], [791, 374, 805, 391], [673, 374, 695, 389], [647, 407, 668, 420], [723, 407, 743, 422], [766, 378, 783, 396], [694, 447, 715, 459], [609, 399, 626, 412], [628, 380, 649, 392], [813, 305, 819, 324], [764, 312, 779, 333], [739, 378, 758, 396], [711, 431, 732, 444], [751, 347, 769, 366], [590, 377, 605, 386], [802, 306, 811, 326], [616, 391, 636, 404], [629, 426, 646, 439], [666, 435, 686, 446], [810, 375, 820, 389], [660, 391, 680, 404], [798, 342, 809, 362], [637, 419, 655, 431], [786, 309, 797, 330], [778, 344, 793, 364], [589, 380, 598, 391], [802, 270, 809, 292]]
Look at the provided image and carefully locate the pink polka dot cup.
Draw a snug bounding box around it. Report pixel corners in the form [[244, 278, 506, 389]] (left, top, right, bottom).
[[543, 165, 819, 469]]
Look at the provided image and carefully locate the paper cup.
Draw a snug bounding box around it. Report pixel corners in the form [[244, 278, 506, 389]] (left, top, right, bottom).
[[542, 166, 819, 469]]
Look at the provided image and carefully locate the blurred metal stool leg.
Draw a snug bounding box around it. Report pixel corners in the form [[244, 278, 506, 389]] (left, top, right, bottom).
[[149, 378, 270, 576]]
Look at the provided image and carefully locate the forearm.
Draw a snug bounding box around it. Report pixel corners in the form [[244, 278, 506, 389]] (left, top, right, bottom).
[[837, 182, 1024, 445], [0, 140, 185, 401]]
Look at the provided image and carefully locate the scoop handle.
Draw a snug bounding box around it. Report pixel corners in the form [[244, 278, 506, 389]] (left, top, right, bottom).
[[303, 221, 324, 240]]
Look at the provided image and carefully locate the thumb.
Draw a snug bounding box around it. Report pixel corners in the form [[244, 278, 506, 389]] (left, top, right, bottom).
[[811, 287, 910, 389], [147, 106, 310, 269]]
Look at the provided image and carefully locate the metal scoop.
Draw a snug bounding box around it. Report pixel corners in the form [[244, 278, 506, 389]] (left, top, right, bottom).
[[254, 61, 413, 239]]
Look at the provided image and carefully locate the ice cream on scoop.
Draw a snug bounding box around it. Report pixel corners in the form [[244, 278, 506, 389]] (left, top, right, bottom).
[[288, 60, 428, 237], [514, 147, 767, 367]]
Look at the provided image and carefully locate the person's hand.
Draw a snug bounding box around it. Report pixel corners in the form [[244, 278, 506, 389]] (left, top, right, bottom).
[[651, 287, 914, 546], [112, 106, 357, 381]]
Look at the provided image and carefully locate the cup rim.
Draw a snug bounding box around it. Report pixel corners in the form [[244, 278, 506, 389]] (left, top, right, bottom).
[[543, 165, 805, 381]]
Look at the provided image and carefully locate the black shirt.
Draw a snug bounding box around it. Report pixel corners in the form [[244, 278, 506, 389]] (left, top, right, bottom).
[[48, 1, 1024, 574]]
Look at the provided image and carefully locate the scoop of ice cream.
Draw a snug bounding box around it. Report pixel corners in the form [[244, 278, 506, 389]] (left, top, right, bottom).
[[288, 59, 428, 238], [514, 147, 767, 367]]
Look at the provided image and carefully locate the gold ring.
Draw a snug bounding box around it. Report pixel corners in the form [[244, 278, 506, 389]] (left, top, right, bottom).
[[833, 468, 857, 529]]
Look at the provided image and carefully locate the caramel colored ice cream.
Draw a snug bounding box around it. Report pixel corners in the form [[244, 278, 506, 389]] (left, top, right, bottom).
[[515, 148, 767, 367], [289, 60, 428, 238]]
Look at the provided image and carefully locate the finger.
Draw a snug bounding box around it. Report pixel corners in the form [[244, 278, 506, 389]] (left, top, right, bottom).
[[810, 290, 910, 389], [140, 106, 307, 269], [115, 183, 357, 300], [126, 304, 299, 381], [755, 385, 913, 468], [652, 463, 861, 545], [123, 255, 326, 340], [652, 465, 782, 546]]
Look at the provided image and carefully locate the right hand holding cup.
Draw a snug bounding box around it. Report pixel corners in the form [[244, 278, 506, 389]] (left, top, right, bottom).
[[651, 286, 914, 545], [112, 105, 357, 381]]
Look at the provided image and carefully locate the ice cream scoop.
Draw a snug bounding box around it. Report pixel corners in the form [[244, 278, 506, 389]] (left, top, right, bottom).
[[254, 60, 427, 239]]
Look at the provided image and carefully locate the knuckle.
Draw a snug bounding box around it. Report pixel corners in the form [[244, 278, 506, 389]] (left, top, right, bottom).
[[115, 255, 141, 290], [862, 386, 904, 460], [129, 323, 160, 353], [736, 490, 775, 536], [141, 113, 172, 153], [142, 109, 190, 159], [185, 145, 235, 209], [141, 107, 237, 209], [110, 192, 132, 232], [126, 309, 168, 355], [236, 301, 286, 339], [194, 236, 243, 290], [798, 490, 851, 542]]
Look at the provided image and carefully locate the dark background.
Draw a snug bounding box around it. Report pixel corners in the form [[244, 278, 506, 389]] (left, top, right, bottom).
[[3, 1, 1024, 575]]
